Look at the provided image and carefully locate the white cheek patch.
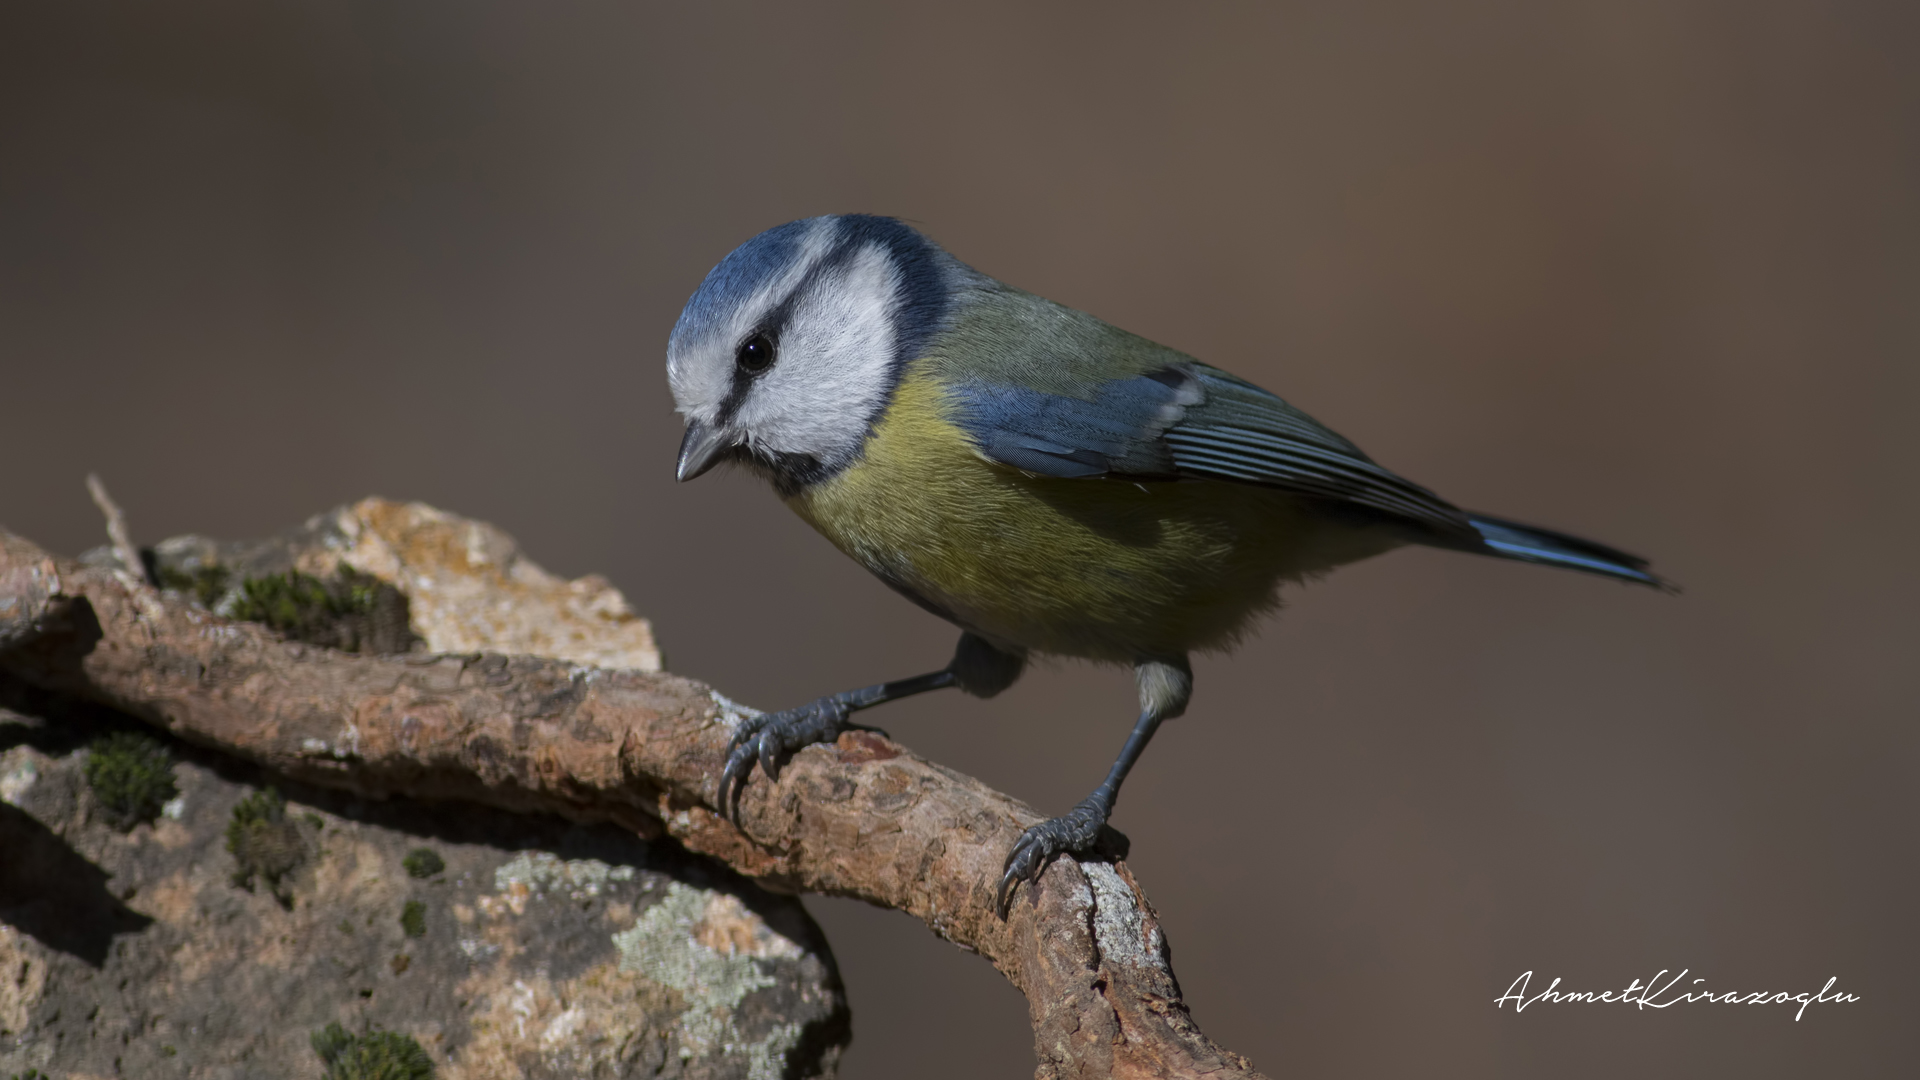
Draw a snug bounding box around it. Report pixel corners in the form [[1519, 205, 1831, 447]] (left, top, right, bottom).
[[666, 219, 840, 425], [734, 242, 902, 463]]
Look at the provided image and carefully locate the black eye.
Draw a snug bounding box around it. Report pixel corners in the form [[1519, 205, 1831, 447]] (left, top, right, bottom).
[[735, 333, 776, 374]]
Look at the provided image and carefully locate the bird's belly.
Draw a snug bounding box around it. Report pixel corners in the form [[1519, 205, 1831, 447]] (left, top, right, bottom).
[[785, 380, 1398, 662]]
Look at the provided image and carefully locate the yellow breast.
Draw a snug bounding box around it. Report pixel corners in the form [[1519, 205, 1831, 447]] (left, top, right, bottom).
[[785, 370, 1397, 662]]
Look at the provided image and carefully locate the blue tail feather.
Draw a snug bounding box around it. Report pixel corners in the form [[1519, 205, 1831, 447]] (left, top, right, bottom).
[[1466, 513, 1670, 590]]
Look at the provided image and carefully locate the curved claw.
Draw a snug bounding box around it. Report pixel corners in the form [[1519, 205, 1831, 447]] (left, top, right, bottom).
[[758, 728, 782, 782], [718, 724, 766, 820], [996, 831, 1047, 917], [994, 801, 1112, 918], [713, 696, 856, 819]]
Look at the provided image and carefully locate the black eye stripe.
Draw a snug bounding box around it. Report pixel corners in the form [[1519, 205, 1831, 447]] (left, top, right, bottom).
[[713, 328, 777, 426]]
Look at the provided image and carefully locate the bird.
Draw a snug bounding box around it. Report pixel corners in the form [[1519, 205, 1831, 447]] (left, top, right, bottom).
[[666, 214, 1666, 917]]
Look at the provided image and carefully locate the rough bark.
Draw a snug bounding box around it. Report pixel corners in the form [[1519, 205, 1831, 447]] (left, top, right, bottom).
[[0, 515, 1264, 1080]]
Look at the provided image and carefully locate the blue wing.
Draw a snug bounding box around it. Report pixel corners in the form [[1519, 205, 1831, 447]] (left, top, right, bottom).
[[945, 362, 1666, 586], [947, 362, 1471, 535], [1160, 366, 1473, 533], [945, 369, 1197, 479]]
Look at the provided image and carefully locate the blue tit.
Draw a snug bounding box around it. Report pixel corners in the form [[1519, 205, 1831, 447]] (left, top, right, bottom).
[[668, 214, 1666, 916]]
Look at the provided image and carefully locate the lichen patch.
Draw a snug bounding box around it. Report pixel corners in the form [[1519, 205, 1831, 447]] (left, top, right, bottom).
[[0, 749, 38, 806], [612, 881, 810, 1077]]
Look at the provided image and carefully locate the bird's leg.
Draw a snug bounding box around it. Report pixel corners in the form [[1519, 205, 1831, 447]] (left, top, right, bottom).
[[997, 656, 1192, 917], [717, 670, 952, 816], [718, 632, 1025, 818]]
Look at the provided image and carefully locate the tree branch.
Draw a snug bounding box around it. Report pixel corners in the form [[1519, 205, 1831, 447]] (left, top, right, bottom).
[[0, 521, 1262, 1079]]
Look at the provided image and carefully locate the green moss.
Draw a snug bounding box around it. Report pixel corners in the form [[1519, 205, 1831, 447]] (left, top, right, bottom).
[[156, 563, 231, 608], [83, 732, 177, 831], [227, 566, 417, 654], [311, 1023, 434, 1080], [401, 848, 444, 879], [400, 900, 426, 938], [226, 787, 306, 904], [229, 570, 341, 636]]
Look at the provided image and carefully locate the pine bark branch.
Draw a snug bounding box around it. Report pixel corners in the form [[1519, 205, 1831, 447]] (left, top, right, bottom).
[[0, 523, 1263, 1080]]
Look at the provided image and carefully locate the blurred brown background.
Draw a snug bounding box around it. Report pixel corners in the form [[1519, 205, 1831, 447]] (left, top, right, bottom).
[[3, 2, 1915, 1077]]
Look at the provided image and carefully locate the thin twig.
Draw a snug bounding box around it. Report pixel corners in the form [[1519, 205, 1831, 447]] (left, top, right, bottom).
[[84, 473, 146, 584]]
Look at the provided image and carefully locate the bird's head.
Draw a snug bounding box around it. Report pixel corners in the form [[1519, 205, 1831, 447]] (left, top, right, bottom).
[[667, 214, 960, 493]]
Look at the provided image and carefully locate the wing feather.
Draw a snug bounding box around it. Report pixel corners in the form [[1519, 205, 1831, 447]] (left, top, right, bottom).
[[946, 360, 1471, 536]]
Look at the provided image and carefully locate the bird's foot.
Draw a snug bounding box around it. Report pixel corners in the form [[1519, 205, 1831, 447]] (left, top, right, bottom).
[[717, 696, 885, 818], [996, 797, 1126, 917]]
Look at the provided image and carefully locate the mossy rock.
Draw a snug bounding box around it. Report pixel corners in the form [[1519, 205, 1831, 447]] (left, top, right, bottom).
[[399, 900, 426, 939], [402, 848, 444, 879], [226, 787, 307, 904], [228, 567, 418, 655], [311, 1023, 435, 1080], [154, 562, 231, 608], [83, 732, 177, 831]]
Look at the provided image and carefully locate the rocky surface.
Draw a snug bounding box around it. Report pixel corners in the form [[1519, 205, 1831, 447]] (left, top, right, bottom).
[[2, 500, 842, 1079], [0, 685, 847, 1079], [127, 498, 662, 673]]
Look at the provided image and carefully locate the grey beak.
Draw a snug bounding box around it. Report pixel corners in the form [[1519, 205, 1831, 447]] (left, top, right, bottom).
[[676, 420, 731, 482]]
